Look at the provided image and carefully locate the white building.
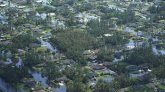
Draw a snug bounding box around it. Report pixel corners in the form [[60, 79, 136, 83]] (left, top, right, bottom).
[[75, 12, 100, 24]]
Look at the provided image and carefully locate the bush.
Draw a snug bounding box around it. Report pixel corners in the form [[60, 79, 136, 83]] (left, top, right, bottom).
[[12, 33, 35, 49], [97, 48, 114, 62]]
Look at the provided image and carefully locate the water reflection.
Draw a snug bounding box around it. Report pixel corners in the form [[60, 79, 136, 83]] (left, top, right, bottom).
[[152, 45, 165, 55], [16, 57, 24, 68], [0, 78, 23, 92], [28, 70, 49, 88], [5, 58, 13, 65], [54, 82, 66, 92], [38, 38, 57, 52]]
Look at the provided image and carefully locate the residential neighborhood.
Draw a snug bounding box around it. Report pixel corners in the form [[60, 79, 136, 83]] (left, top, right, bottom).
[[0, 0, 164, 92]]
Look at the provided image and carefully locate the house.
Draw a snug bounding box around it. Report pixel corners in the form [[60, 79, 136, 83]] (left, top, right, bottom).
[[35, 0, 50, 4], [102, 69, 117, 75], [23, 24, 34, 28], [75, 12, 100, 24], [108, 5, 125, 12], [16, 57, 24, 68], [92, 64, 106, 70], [124, 27, 137, 36], [12, 0, 28, 4], [86, 72, 97, 79], [0, 15, 8, 24], [56, 76, 69, 82], [102, 62, 113, 67], [0, 35, 5, 41], [0, 2, 7, 7], [126, 65, 139, 71], [35, 12, 47, 20], [0, 60, 5, 65], [6, 51, 12, 58], [88, 55, 97, 60], [89, 81, 97, 88], [29, 43, 40, 48], [32, 28, 42, 32], [24, 80, 36, 89], [114, 51, 123, 59], [4, 58, 13, 65], [1, 40, 12, 45], [130, 72, 151, 81], [83, 50, 95, 55], [102, 75, 115, 83], [83, 49, 99, 61], [47, 13, 56, 17], [138, 64, 149, 72], [137, 31, 143, 37], [50, 19, 66, 29], [126, 40, 135, 50], [104, 33, 113, 37]]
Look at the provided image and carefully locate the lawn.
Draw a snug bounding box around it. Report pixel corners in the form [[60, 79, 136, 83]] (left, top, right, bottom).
[[158, 84, 165, 90]]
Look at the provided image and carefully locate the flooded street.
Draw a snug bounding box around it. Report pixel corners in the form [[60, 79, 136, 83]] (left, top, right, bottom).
[[28, 70, 49, 88]]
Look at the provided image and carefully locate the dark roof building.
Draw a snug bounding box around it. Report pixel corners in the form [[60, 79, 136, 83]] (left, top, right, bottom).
[[92, 64, 106, 70]]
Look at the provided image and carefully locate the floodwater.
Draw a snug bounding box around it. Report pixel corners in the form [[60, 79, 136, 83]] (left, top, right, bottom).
[[28, 70, 49, 88], [38, 38, 57, 52], [0, 78, 24, 92]]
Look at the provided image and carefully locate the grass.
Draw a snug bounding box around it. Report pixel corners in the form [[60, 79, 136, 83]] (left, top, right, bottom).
[[131, 71, 140, 74], [95, 70, 104, 75], [126, 85, 155, 92], [33, 67, 43, 72], [36, 46, 48, 53], [158, 84, 165, 90], [97, 75, 113, 80]]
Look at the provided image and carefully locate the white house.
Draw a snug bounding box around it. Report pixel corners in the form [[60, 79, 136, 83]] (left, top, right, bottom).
[[75, 12, 100, 24]]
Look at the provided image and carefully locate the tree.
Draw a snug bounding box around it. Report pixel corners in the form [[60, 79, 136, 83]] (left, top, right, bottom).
[[44, 62, 62, 80], [66, 66, 88, 92], [125, 47, 160, 66], [87, 20, 109, 37], [112, 75, 139, 89], [0, 66, 29, 84], [24, 51, 43, 67], [108, 62, 128, 74], [67, 80, 87, 92], [12, 33, 35, 49], [104, 32, 129, 46], [94, 80, 114, 92], [97, 48, 114, 62], [50, 30, 97, 65], [153, 65, 165, 79]]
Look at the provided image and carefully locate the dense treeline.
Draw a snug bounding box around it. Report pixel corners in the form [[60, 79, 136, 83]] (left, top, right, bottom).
[[125, 47, 164, 67], [125, 47, 165, 79], [87, 20, 110, 37], [50, 30, 98, 64], [148, 1, 165, 22]]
